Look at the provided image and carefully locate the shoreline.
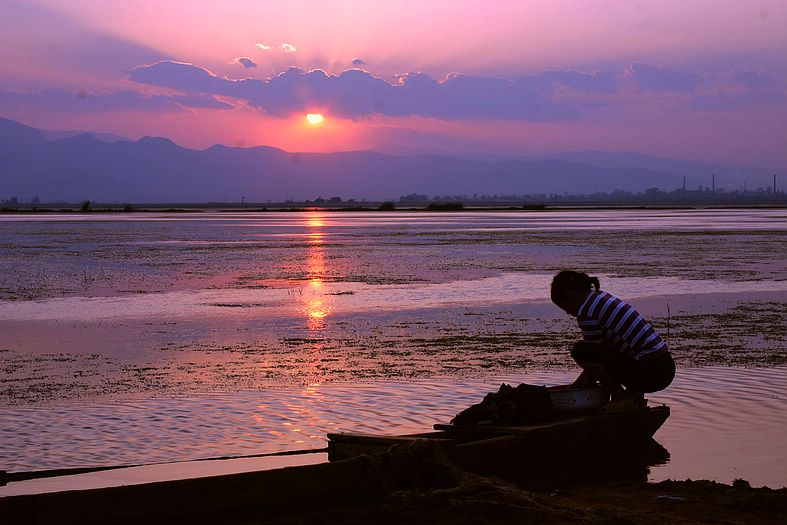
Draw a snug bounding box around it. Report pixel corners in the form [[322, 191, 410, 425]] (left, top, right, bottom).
[[254, 478, 787, 525]]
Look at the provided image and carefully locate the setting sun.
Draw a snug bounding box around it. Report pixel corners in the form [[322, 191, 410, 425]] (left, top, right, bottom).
[[306, 113, 324, 125]]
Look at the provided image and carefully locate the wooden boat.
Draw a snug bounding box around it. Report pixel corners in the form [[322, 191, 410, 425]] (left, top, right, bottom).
[[328, 405, 670, 476]]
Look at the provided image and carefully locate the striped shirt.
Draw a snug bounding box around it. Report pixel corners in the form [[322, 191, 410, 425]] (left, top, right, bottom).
[[576, 290, 667, 360]]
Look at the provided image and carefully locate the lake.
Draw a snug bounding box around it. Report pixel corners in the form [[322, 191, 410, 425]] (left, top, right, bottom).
[[0, 209, 785, 487]]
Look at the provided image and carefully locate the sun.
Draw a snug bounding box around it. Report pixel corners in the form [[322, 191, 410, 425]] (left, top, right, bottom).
[[306, 113, 325, 125]]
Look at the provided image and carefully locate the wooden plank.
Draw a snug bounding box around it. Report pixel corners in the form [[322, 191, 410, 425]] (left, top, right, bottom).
[[327, 432, 456, 461], [433, 416, 589, 436], [327, 432, 453, 446]]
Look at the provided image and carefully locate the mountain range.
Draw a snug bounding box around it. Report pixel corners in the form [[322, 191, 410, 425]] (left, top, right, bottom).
[[0, 116, 774, 203]]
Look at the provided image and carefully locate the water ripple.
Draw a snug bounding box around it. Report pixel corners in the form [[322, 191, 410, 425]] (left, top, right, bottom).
[[1, 367, 785, 487]]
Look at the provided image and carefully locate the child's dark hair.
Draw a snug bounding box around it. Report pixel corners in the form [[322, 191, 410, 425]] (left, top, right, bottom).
[[550, 270, 600, 304]]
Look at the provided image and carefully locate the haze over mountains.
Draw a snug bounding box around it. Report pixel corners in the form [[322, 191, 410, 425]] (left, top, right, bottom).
[[0, 117, 774, 203]]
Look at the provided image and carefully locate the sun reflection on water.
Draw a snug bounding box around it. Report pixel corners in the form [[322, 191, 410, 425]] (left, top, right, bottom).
[[303, 212, 331, 331]]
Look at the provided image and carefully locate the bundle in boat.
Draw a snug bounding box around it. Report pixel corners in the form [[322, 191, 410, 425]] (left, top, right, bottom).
[[450, 383, 553, 426]]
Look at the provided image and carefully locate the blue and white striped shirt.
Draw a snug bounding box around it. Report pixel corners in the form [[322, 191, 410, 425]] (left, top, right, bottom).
[[576, 291, 667, 359]]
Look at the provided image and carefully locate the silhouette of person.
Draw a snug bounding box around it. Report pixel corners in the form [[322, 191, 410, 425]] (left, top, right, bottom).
[[550, 270, 675, 412]]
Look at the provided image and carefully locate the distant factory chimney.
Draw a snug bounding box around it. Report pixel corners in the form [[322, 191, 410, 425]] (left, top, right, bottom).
[[775, 173, 778, 194], [712, 173, 715, 193], [683, 176, 686, 192]]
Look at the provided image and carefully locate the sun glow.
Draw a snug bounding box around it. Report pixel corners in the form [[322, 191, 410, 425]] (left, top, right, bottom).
[[306, 113, 325, 125]]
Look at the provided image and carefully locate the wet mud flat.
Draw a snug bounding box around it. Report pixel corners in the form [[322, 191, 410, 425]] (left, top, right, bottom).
[[1, 291, 785, 406], [1, 210, 785, 406]]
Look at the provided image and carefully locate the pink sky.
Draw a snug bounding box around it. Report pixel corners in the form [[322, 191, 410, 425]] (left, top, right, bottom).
[[1, 0, 786, 169]]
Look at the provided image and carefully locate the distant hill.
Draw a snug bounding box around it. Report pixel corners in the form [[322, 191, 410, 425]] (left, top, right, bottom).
[[0, 116, 772, 203], [39, 128, 130, 144], [390, 147, 773, 191], [533, 150, 769, 189]]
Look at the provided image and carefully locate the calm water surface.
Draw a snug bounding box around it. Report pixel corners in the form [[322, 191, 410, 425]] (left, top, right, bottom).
[[1, 367, 785, 488]]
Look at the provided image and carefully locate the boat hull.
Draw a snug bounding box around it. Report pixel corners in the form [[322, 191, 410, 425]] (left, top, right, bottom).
[[328, 405, 670, 472]]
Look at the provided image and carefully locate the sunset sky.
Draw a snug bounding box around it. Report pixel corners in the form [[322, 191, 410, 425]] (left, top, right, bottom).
[[1, 0, 786, 168]]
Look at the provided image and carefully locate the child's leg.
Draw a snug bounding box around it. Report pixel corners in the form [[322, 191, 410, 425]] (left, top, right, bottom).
[[570, 342, 625, 399], [575, 360, 626, 400]]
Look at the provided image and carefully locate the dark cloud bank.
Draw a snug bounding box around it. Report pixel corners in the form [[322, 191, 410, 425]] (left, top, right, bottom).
[[127, 61, 604, 120], [0, 88, 232, 113], [624, 63, 703, 92], [0, 61, 781, 121], [123, 60, 784, 120]]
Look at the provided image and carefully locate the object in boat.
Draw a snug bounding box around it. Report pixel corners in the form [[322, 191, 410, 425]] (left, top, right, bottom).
[[329, 384, 667, 477], [547, 384, 609, 413]]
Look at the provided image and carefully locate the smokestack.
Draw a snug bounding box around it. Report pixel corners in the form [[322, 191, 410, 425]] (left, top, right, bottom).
[[683, 176, 686, 192], [712, 173, 715, 193], [775, 173, 777, 194]]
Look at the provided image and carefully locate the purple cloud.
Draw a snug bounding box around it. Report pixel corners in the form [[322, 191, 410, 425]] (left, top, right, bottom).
[[688, 89, 785, 111], [539, 70, 617, 94], [170, 93, 234, 110], [128, 61, 228, 93], [352, 58, 366, 67], [235, 57, 257, 69], [0, 87, 232, 113], [626, 63, 702, 92], [733, 71, 776, 89], [128, 61, 580, 121]]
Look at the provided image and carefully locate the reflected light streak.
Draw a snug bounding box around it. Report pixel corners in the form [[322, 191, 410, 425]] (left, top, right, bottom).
[[307, 232, 324, 246], [304, 211, 331, 330], [306, 213, 325, 229]]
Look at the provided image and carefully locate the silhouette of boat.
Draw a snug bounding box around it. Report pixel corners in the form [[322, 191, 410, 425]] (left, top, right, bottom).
[[328, 405, 670, 475]]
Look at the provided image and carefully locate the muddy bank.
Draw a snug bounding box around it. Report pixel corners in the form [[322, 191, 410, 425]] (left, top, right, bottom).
[[236, 438, 787, 525], [224, 438, 787, 525], [235, 473, 787, 525], [4, 436, 784, 524]]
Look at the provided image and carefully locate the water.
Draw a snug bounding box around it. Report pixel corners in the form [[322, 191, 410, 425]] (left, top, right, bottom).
[[1, 367, 785, 487], [2, 210, 786, 306], [1, 209, 786, 487]]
